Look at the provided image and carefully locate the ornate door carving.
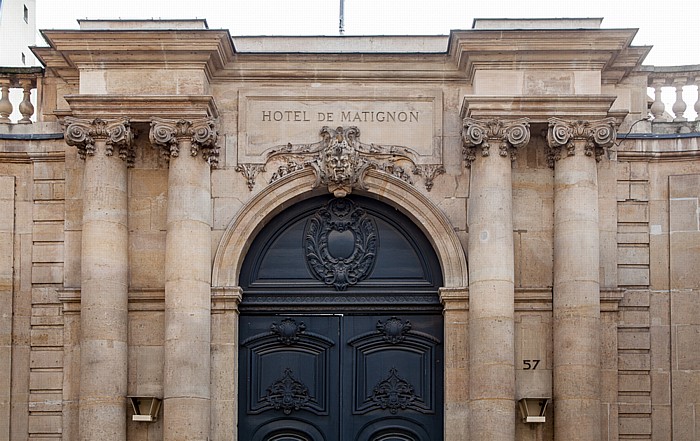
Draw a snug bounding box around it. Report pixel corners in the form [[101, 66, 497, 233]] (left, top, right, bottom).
[[239, 195, 444, 440]]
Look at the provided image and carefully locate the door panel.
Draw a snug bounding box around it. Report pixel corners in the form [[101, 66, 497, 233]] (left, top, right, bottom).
[[239, 314, 443, 441]]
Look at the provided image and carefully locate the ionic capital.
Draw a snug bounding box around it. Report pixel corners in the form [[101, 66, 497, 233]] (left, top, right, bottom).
[[461, 117, 530, 167], [62, 117, 134, 165], [546, 117, 617, 166], [149, 117, 219, 167]]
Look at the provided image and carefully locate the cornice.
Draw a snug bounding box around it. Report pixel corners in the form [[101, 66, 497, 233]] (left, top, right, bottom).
[[447, 28, 648, 83], [38, 29, 235, 81], [461, 95, 622, 123], [60, 95, 219, 122]]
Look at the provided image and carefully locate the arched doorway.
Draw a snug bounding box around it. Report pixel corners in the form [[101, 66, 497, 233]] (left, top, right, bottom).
[[238, 194, 444, 441]]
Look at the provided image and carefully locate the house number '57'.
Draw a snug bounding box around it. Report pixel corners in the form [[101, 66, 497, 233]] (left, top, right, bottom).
[[523, 360, 540, 370]]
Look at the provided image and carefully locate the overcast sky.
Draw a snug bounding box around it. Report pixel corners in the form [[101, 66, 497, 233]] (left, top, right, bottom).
[[35, 0, 699, 66]]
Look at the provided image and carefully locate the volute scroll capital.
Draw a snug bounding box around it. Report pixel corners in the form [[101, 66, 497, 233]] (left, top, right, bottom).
[[546, 117, 617, 167], [62, 117, 135, 166], [149, 117, 220, 167], [461, 117, 530, 168]]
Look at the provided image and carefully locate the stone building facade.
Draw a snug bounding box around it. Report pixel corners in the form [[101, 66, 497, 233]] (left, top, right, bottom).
[[0, 17, 699, 441]]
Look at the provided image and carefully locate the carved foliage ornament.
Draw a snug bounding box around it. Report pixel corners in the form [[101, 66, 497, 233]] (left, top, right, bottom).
[[63, 117, 135, 166], [270, 318, 307, 346], [304, 198, 378, 291], [149, 117, 220, 167], [371, 367, 418, 414], [461, 117, 531, 167], [376, 317, 412, 344], [238, 126, 444, 196], [546, 117, 617, 166], [265, 368, 311, 415]]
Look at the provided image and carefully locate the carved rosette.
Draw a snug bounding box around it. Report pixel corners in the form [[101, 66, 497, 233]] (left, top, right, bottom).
[[546, 117, 617, 166], [371, 367, 418, 414], [265, 368, 310, 415], [63, 117, 135, 166], [304, 198, 378, 291], [149, 118, 220, 167], [461, 117, 531, 167]]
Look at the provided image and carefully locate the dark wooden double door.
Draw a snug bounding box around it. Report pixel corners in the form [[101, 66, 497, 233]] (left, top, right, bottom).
[[238, 195, 445, 440], [239, 313, 443, 441]]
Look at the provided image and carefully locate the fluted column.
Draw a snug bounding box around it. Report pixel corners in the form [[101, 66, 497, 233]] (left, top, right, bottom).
[[150, 118, 219, 441], [547, 117, 616, 441], [63, 117, 134, 441], [462, 118, 530, 440]]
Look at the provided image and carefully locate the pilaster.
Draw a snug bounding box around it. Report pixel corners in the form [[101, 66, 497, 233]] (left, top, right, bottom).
[[149, 117, 218, 441], [462, 117, 530, 440], [63, 117, 133, 441], [547, 117, 616, 441]]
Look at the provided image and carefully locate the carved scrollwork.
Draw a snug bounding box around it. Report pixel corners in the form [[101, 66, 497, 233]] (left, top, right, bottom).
[[371, 367, 418, 414], [376, 317, 412, 344], [266, 368, 311, 415], [461, 117, 531, 167], [270, 318, 307, 345], [63, 117, 135, 166], [304, 198, 378, 291], [546, 117, 617, 166], [149, 117, 220, 167], [259, 126, 437, 196]]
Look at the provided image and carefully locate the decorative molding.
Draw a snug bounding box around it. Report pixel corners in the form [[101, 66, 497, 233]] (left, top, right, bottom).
[[304, 198, 378, 291], [243, 126, 439, 195], [376, 317, 412, 344], [371, 367, 418, 414], [546, 117, 617, 166], [265, 368, 310, 415], [62, 117, 134, 166], [270, 318, 307, 345], [234, 163, 265, 191], [461, 117, 530, 167], [149, 117, 219, 167]]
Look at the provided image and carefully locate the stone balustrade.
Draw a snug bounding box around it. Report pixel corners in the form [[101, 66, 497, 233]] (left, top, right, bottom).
[[0, 67, 42, 124], [647, 65, 700, 123]]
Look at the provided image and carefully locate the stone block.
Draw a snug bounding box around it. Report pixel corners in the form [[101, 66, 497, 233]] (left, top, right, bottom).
[[33, 161, 65, 180], [669, 174, 700, 198], [32, 243, 63, 263], [129, 232, 166, 288], [618, 353, 651, 371], [29, 392, 63, 412], [437, 197, 467, 232], [63, 198, 82, 231], [128, 197, 151, 231], [670, 232, 700, 289], [649, 232, 669, 290], [128, 345, 164, 397], [630, 162, 649, 181], [650, 371, 671, 405], [30, 350, 62, 369], [618, 267, 650, 286], [33, 202, 64, 222], [618, 416, 651, 435], [675, 325, 700, 370], [32, 223, 64, 243], [620, 290, 650, 308], [651, 405, 672, 441], [30, 328, 63, 348], [31, 264, 63, 285], [617, 246, 650, 265], [213, 197, 243, 230], [618, 202, 649, 223], [630, 182, 649, 201], [28, 370, 63, 391], [618, 394, 652, 414], [63, 230, 81, 287], [33, 182, 53, 200], [618, 330, 651, 350], [128, 311, 165, 346], [669, 198, 699, 232], [617, 181, 630, 201], [670, 291, 700, 325], [616, 161, 631, 180], [618, 374, 651, 392], [129, 168, 167, 198]]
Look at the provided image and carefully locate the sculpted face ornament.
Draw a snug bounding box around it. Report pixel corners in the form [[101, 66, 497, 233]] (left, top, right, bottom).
[[242, 126, 445, 196]]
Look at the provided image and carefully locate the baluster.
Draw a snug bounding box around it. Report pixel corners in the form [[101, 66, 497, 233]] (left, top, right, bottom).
[[17, 79, 34, 124], [649, 79, 668, 121], [0, 79, 12, 124], [694, 78, 700, 121], [671, 77, 687, 122]]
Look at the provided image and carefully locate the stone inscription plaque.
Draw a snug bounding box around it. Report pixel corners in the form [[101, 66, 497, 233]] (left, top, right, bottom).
[[237, 89, 443, 164]]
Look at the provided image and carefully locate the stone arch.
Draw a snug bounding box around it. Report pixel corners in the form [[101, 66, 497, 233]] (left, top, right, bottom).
[[212, 168, 468, 290]]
